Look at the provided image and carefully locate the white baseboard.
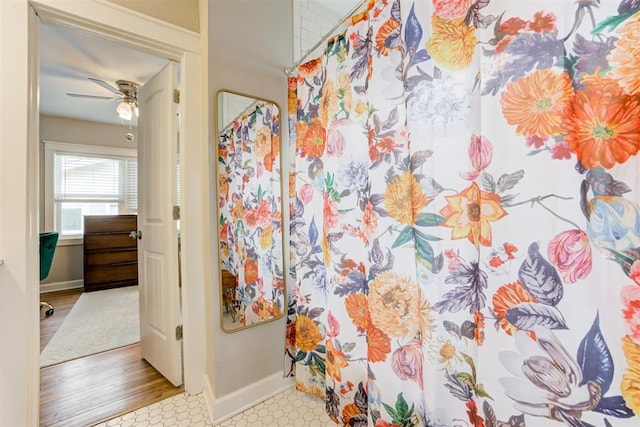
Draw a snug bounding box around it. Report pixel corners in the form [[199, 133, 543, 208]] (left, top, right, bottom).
[[203, 373, 215, 424], [40, 279, 83, 293], [212, 373, 295, 425]]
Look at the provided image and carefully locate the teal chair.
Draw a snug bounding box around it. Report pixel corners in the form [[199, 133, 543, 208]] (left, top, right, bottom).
[[40, 231, 59, 316]]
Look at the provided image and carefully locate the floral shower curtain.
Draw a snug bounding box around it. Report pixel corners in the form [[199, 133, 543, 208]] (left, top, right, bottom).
[[286, 0, 640, 425], [217, 102, 284, 326]]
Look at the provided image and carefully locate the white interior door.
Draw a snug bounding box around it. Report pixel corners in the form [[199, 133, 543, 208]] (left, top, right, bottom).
[[137, 61, 182, 386]]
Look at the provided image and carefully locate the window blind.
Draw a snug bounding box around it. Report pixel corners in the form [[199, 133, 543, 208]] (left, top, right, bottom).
[[55, 154, 122, 201]]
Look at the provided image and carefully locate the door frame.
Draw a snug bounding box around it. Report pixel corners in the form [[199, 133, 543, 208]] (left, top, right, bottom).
[[29, 0, 207, 415]]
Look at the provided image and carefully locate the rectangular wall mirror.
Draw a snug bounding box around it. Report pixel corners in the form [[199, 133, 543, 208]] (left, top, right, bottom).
[[215, 90, 285, 332]]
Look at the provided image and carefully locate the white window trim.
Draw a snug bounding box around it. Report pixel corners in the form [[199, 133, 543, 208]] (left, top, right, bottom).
[[43, 140, 137, 246]]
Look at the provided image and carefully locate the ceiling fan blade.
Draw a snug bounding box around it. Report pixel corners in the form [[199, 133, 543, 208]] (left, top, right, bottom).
[[66, 93, 118, 100], [88, 77, 122, 95]]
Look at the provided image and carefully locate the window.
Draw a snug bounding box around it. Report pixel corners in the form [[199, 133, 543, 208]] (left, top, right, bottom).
[[44, 141, 137, 242]]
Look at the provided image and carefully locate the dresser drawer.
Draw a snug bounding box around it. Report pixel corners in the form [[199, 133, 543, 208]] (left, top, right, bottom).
[[85, 249, 137, 266], [84, 215, 137, 234], [84, 233, 136, 250], [85, 263, 138, 285]]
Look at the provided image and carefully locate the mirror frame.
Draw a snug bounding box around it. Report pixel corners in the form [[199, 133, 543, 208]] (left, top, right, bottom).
[[214, 88, 286, 333]]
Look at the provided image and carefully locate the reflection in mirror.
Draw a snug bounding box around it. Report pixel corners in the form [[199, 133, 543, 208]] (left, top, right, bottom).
[[216, 90, 285, 332]]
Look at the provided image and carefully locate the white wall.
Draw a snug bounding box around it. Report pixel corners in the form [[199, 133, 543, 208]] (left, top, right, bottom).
[[38, 115, 138, 287], [208, 0, 294, 420], [0, 2, 39, 425], [107, 0, 199, 32], [40, 115, 137, 149]]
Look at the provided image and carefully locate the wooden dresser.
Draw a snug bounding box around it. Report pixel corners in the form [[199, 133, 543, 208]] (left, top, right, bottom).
[[83, 215, 138, 292]]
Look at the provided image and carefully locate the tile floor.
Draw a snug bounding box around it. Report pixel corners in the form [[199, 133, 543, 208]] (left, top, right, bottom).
[[95, 387, 331, 427]]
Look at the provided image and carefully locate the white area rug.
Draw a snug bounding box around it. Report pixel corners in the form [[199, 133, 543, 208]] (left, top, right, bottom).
[[40, 286, 140, 367]]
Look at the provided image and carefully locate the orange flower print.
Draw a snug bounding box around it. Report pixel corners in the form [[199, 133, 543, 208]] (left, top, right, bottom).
[[466, 400, 485, 427], [251, 296, 273, 320], [326, 340, 348, 382], [263, 133, 280, 173], [499, 17, 527, 35], [318, 79, 338, 128], [375, 18, 401, 56], [501, 69, 574, 137], [563, 76, 640, 169], [492, 281, 538, 338], [526, 11, 556, 33], [621, 335, 640, 416], [368, 271, 434, 339], [426, 15, 477, 70], [377, 136, 401, 155], [416, 288, 436, 341], [287, 77, 298, 115], [297, 57, 322, 80], [256, 199, 272, 228], [362, 201, 379, 241], [432, 0, 472, 19], [440, 182, 507, 248], [299, 119, 326, 158], [339, 380, 354, 395], [608, 12, 640, 96], [489, 256, 504, 268], [324, 193, 340, 231], [254, 125, 272, 159], [504, 242, 518, 259], [217, 175, 229, 199], [230, 198, 243, 222], [345, 292, 370, 332], [473, 311, 485, 345], [495, 36, 515, 54], [296, 121, 309, 151], [342, 403, 365, 426], [244, 257, 259, 284], [296, 381, 325, 399], [244, 208, 258, 228], [219, 221, 229, 242], [295, 314, 324, 352], [288, 172, 296, 199], [384, 171, 429, 225], [367, 325, 391, 363], [258, 224, 273, 250], [622, 285, 640, 344]]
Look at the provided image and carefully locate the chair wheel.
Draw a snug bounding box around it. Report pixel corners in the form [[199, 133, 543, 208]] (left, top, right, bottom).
[[45, 308, 54, 316]]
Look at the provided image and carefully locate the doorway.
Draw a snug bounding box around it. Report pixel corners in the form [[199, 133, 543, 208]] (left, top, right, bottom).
[[37, 20, 183, 426], [26, 2, 207, 425]]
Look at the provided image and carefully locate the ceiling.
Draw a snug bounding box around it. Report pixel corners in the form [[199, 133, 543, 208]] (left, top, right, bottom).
[[39, 2, 360, 126], [39, 23, 169, 126]]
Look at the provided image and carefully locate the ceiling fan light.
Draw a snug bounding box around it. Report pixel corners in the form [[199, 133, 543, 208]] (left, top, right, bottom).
[[116, 101, 132, 121]]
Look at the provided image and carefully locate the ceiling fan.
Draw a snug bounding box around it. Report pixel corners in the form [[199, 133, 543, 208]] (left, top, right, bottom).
[[66, 78, 140, 121]]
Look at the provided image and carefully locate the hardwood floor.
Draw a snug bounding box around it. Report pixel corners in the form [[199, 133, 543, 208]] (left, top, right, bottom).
[[39, 289, 182, 427]]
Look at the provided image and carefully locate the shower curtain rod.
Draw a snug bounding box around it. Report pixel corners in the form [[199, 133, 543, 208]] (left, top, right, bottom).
[[285, 0, 369, 76]]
